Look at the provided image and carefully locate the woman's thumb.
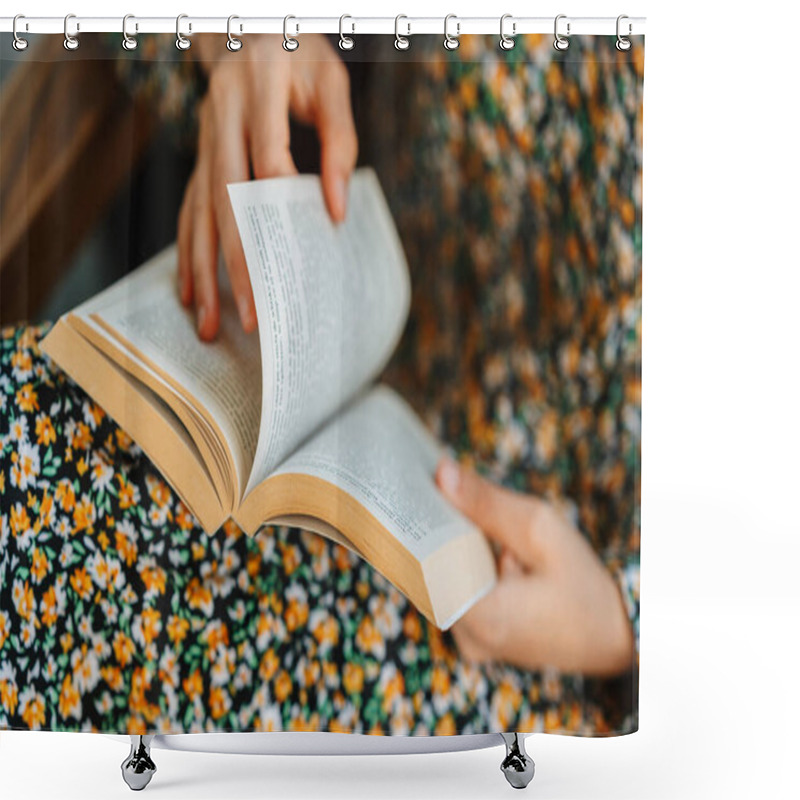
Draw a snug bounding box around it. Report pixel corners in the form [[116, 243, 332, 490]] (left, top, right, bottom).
[[435, 456, 543, 568]]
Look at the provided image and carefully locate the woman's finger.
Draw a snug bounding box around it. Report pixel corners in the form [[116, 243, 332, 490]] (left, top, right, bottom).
[[211, 98, 257, 332], [312, 62, 358, 222], [189, 152, 220, 341], [248, 62, 298, 180], [435, 457, 548, 568], [499, 547, 526, 578], [177, 172, 195, 307]]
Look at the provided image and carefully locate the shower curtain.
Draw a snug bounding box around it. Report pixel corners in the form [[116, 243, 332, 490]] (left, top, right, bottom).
[[0, 26, 642, 739]]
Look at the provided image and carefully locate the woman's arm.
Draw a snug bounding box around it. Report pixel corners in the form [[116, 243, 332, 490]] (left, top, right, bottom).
[[436, 457, 636, 677]]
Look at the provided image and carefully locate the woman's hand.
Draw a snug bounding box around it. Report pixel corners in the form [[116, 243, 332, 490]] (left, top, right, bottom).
[[435, 457, 635, 677], [178, 35, 358, 340]]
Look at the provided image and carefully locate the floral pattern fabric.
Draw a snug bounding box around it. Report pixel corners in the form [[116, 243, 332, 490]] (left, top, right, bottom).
[[1, 34, 641, 736]]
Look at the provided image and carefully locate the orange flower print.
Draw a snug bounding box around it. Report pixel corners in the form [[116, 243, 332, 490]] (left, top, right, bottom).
[[130, 667, 160, 723], [0, 610, 10, 651], [534, 409, 559, 466], [355, 616, 385, 660], [30, 547, 49, 584], [490, 676, 523, 730], [38, 491, 55, 528], [112, 631, 136, 667], [65, 419, 92, 451], [185, 577, 213, 616], [116, 476, 140, 510], [202, 620, 229, 653], [34, 413, 56, 446], [10, 503, 30, 535], [166, 615, 190, 646], [132, 608, 162, 647], [378, 663, 405, 714], [434, 712, 457, 736], [0, 672, 20, 716], [310, 610, 339, 650], [145, 474, 171, 507], [115, 528, 138, 567], [58, 674, 81, 721], [139, 561, 167, 595], [71, 643, 101, 694], [259, 649, 279, 682], [544, 707, 563, 732], [10, 441, 40, 491], [10, 348, 33, 381], [89, 452, 114, 494], [431, 664, 451, 698], [19, 689, 46, 729], [72, 495, 96, 533], [40, 586, 60, 627], [85, 551, 123, 593], [101, 666, 123, 692], [280, 541, 301, 575], [69, 567, 92, 601], [12, 579, 34, 621], [284, 584, 309, 633], [83, 401, 104, 430], [209, 686, 231, 720], [15, 383, 39, 413], [274, 670, 292, 703], [182, 669, 203, 701], [390, 697, 415, 736], [54, 479, 76, 513], [343, 663, 364, 696]]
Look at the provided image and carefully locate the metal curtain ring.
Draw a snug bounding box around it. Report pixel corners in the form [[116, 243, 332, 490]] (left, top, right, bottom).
[[283, 15, 299, 51], [176, 14, 191, 50], [443, 14, 460, 51], [227, 15, 243, 51], [12, 14, 28, 51], [63, 13, 79, 51], [499, 13, 516, 50], [616, 14, 632, 51], [394, 14, 411, 51], [339, 14, 355, 51], [553, 14, 570, 51], [122, 14, 138, 51]]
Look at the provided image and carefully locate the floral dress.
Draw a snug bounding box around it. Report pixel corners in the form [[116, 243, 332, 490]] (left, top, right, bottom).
[[0, 34, 642, 736]]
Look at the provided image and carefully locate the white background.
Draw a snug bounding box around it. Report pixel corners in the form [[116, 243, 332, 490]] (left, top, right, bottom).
[[2, 0, 799, 798]]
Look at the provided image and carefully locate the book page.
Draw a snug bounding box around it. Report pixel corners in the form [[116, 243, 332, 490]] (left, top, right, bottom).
[[72, 246, 262, 500], [228, 169, 411, 495], [269, 385, 480, 563]]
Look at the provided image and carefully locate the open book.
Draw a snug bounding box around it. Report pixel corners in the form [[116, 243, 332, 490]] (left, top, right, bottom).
[[40, 168, 496, 629]]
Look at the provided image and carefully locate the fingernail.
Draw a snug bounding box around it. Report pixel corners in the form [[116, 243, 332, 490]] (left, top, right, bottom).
[[439, 457, 461, 497], [237, 295, 255, 330], [333, 177, 347, 222]]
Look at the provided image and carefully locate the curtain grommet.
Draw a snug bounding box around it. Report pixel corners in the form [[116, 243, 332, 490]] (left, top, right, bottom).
[[283, 15, 299, 51], [63, 13, 79, 51], [394, 15, 411, 51], [443, 14, 460, 51], [227, 15, 243, 52], [553, 14, 570, 51], [339, 14, 355, 51], [616, 15, 632, 51], [499, 14, 516, 51], [12, 15, 29, 51], [175, 14, 191, 51], [122, 14, 138, 51]]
